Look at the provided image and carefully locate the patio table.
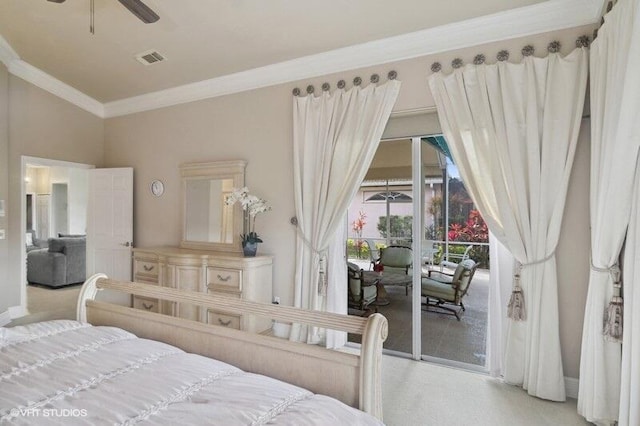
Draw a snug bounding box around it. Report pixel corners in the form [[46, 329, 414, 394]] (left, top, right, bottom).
[[362, 271, 413, 306]]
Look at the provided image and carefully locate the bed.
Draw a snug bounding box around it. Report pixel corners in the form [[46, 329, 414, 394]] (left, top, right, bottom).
[[1, 274, 388, 425]]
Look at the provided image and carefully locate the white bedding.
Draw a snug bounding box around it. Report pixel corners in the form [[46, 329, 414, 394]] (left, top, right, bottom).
[[0, 320, 382, 425]]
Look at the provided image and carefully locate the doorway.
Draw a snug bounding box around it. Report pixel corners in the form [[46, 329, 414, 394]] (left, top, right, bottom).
[[347, 136, 490, 370], [20, 156, 93, 319], [51, 183, 69, 237]]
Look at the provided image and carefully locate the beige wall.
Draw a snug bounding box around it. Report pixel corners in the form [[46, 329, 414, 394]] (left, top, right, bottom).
[[0, 64, 9, 314], [105, 25, 594, 379], [6, 76, 104, 310], [557, 119, 591, 379]]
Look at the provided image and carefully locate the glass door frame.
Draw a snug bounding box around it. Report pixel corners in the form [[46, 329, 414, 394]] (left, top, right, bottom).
[[410, 136, 424, 360]]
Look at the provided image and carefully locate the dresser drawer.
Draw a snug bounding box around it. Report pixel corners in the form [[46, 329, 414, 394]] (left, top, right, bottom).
[[134, 275, 159, 285], [135, 259, 159, 278], [206, 267, 241, 291], [207, 310, 240, 330], [133, 296, 159, 313]]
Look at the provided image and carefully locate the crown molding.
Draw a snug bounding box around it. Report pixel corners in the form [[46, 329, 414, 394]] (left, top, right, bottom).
[[0, 35, 19, 69], [0, 34, 104, 117], [3, 0, 604, 119], [9, 60, 104, 117], [104, 0, 603, 118]]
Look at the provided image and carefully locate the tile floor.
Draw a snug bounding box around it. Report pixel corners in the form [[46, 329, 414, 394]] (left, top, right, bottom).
[[349, 263, 489, 366]]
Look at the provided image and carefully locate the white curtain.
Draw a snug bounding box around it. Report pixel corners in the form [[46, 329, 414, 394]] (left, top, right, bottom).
[[621, 170, 640, 426], [487, 233, 515, 378], [578, 0, 640, 423], [429, 47, 588, 400], [291, 80, 401, 345]]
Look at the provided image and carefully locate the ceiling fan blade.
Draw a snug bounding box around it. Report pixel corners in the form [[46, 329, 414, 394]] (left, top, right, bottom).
[[117, 0, 159, 24]]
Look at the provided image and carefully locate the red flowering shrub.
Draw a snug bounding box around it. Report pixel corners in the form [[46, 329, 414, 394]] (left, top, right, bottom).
[[448, 209, 488, 243]]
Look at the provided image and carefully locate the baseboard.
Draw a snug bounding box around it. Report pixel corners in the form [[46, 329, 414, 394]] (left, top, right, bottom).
[[8, 305, 29, 319], [0, 310, 10, 326], [565, 376, 579, 399]]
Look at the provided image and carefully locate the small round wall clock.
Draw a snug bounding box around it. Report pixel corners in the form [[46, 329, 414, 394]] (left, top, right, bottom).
[[150, 179, 164, 197]]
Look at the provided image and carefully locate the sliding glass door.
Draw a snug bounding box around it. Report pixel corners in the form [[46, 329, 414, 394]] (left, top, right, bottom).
[[347, 136, 489, 368]]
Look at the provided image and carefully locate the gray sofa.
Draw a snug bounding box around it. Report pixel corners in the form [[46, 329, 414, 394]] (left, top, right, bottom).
[[27, 236, 86, 287], [26, 230, 48, 253]]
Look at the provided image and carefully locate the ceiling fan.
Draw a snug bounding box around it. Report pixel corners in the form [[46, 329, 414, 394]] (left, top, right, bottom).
[[47, 0, 160, 24]]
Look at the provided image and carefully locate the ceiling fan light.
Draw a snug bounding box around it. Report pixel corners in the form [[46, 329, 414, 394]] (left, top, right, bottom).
[[117, 0, 160, 24]]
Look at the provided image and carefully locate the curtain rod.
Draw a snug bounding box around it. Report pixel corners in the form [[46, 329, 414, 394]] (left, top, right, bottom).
[[429, 36, 591, 74], [292, 70, 397, 96], [593, 0, 615, 40]]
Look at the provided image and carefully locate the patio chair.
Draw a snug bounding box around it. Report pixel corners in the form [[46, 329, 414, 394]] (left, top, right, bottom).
[[441, 244, 473, 270], [364, 239, 381, 270], [421, 259, 478, 320], [421, 240, 438, 267], [376, 245, 413, 295], [347, 262, 378, 314]]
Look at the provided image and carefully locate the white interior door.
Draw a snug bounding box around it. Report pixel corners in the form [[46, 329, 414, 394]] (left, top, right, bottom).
[[87, 168, 133, 283], [51, 183, 68, 236], [36, 194, 50, 239]]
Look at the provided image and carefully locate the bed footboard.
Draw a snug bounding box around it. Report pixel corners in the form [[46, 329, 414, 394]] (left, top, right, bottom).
[[77, 274, 388, 421]]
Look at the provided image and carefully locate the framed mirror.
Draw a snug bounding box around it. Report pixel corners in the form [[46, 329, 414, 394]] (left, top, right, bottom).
[[180, 160, 246, 252]]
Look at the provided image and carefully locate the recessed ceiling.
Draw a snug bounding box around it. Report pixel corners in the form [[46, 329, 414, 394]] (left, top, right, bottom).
[[0, 0, 550, 103]]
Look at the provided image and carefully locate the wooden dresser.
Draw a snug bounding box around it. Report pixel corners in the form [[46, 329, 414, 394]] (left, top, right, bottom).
[[132, 247, 273, 333]]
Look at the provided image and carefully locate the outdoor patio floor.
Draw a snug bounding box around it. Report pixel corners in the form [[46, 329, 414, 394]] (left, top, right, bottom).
[[349, 262, 489, 367]]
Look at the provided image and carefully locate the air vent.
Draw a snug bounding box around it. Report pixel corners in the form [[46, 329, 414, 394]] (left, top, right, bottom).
[[135, 50, 166, 66]]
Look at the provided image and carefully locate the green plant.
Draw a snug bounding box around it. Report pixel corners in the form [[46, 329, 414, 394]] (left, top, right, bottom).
[[352, 210, 367, 259], [346, 239, 371, 259], [377, 215, 413, 239]]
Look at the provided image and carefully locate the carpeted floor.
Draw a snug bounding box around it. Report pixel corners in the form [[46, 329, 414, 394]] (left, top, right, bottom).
[[382, 355, 589, 426], [350, 267, 489, 366], [8, 284, 81, 326]]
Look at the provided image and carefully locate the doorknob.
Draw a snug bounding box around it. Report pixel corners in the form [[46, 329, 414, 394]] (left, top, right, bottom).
[[121, 241, 132, 247]]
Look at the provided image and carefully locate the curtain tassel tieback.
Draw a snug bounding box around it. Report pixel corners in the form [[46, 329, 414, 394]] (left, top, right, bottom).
[[507, 271, 526, 321], [296, 226, 328, 296], [507, 252, 556, 321], [318, 256, 328, 296], [592, 262, 623, 343]]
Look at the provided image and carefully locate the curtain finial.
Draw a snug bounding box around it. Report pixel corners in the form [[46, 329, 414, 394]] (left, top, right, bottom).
[[370, 74, 380, 84], [321, 83, 330, 92], [547, 41, 561, 53], [292, 88, 301, 96], [430, 62, 442, 73], [576, 35, 590, 48], [473, 54, 486, 65], [388, 70, 398, 80], [306, 85, 315, 94], [451, 58, 463, 69], [337, 80, 346, 89], [353, 77, 362, 86], [497, 50, 510, 62], [522, 45, 535, 57]]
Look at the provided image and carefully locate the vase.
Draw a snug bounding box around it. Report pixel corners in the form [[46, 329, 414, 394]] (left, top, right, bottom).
[[243, 241, 258, 257]]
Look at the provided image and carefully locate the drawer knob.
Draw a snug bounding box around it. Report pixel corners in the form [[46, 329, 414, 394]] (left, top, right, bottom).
[[143, 265, 155, 272], [142, 302, 154, 310], [218, 318, 232, 327], [217, 274, 231, 282]]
